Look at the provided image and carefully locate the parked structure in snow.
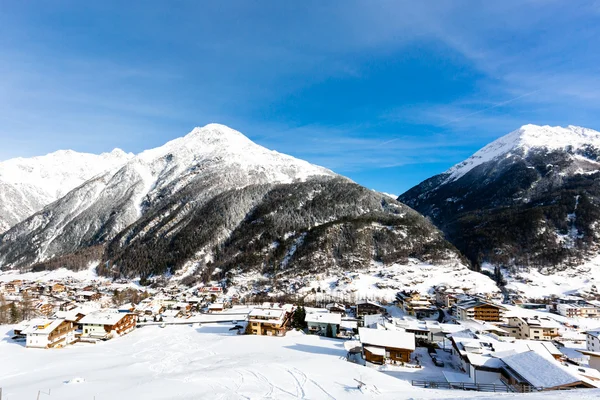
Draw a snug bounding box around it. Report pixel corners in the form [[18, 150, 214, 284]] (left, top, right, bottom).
[[358, 327, 415, 364]]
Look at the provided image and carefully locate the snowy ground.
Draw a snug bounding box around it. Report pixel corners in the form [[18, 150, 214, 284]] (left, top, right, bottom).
[[2, 323, 600, 400], [232, 259, 499, 303], [299, 260, 499, 301], [483, 258, 600, 298]]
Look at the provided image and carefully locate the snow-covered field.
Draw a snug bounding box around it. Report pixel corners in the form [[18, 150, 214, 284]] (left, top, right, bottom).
[[483, 257, 600, 298], [232, 259, 500, 303], [2, 323, 600, 400]]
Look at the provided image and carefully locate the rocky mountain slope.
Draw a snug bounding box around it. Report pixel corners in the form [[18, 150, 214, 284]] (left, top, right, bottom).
[[399, 124, 600, 287], [0, 124, 488, 295], [0, 149, 133, 233]]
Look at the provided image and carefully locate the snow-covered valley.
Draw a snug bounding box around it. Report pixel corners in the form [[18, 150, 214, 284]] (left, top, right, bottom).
[[2, 323, 599, 400]]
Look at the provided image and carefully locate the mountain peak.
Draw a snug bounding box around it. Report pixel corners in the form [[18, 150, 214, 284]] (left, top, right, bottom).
[[446, 124, 600, 182], [186, 123, 251, 144]]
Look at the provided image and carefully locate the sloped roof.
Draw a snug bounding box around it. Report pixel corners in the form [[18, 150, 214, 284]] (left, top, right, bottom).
[[358, 327, 415, 351], [501, 351, 581, 389], [305, 312, 341, 325]]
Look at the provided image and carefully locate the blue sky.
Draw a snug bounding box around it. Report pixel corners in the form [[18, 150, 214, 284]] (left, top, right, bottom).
[[2, 1, 600, 194]]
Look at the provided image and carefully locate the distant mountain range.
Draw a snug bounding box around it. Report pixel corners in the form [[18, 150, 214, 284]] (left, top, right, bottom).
[[4, 122, 600, 297], [0, 124, 467, 293]]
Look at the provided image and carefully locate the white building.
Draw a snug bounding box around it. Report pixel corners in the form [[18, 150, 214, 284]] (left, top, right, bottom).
[[587, 330, 600, 352], [23, 319, 76, 349], [305, 312, 341, 336]]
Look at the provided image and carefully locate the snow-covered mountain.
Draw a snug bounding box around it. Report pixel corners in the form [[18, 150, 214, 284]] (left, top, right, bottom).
[[0, 123, 496, 296], [399, 124, 600, 296], [0, 124, 335, 269], [445, 124, 600, 182], [0, 149, 133, 233]]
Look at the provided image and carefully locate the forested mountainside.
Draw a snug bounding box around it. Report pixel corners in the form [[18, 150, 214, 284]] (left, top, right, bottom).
[[0, 124, 466, 288], [399, 124, 600, 273], [100, 178, 461, 282]]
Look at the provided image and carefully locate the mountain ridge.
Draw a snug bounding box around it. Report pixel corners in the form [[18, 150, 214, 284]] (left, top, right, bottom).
[[399, 124, 600, 296]]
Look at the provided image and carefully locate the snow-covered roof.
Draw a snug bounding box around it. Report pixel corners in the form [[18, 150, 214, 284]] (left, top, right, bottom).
[[305, 312, 341, 325], [465, 354, 504, 369], [22, 319, 64, 335], [501, 351, 581, 389], [54, 305, 97, 321], [15, 318, 52, 332], [358, 327, 415, 351], [80, 310, 130, 326], [364, 346, 386, 356]]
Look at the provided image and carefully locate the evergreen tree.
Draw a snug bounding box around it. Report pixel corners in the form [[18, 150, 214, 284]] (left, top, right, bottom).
[[10, 302, 21, 323], [292, 306, 307, 329]]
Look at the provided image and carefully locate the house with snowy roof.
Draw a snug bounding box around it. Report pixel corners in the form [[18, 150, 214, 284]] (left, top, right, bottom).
[[79, 310, 137, 339], [500, 351, 596, 391], [305, 312, 341, 336], [449, 329, 572, 386], [245, 304, 295, 337], [358, 327, 415, 364], [502, 315, 561, 341], [355, 300, 385, 317], [456, 299, 506, 322], [23, 318, 77, 349]]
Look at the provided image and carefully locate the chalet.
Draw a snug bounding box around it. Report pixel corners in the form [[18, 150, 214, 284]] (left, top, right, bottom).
[[396, 291, 437, 318], [135, 300, 165, 316], [208, 303, 224, 313], [51, 283, 66, 293], [305, 312, 341, 336], [587, 330, 600, 352], [434, 286, 464, 308], [356, 300, 385, 317], [325, 303, 346, 315], [358, 327, 415, 364], [500, 351, 596, 391], [34, 302, 55, 316], [456, 299, 505, 322], [246, 304, 294, 337], [23, 319, 76, 349], [502, 315, 561, 341], [3, 283, 17, 293], [77, 291, 102, 302], [79, 310, 137, 339]]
